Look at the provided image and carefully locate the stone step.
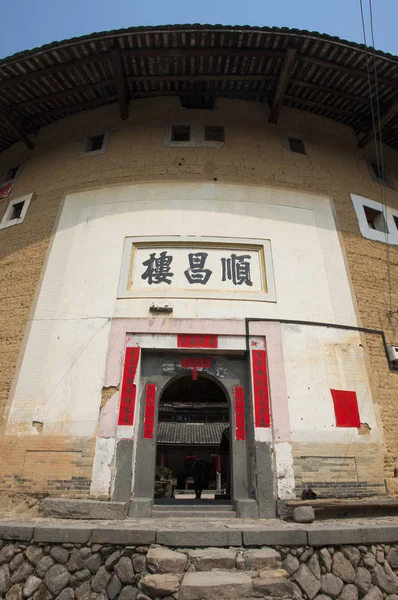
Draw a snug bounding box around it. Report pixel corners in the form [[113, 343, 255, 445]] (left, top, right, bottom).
[[154, 504, 233, 511], [179, 571, 253, 600], [151, 509, 236, 518]]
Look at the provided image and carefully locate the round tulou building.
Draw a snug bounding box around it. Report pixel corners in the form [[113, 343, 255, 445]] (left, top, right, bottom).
[[1, 24, 398, 519]]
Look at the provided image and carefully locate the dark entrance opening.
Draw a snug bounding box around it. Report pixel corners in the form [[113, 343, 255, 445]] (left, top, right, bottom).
[[155, 374, 230, 504]]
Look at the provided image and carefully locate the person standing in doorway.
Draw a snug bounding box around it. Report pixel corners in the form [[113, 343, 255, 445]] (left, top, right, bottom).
[[191, 456, 206, 499]]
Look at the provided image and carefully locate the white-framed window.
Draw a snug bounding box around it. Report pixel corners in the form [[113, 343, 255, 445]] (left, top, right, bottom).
[[2, 164, 21, 185], [351, 193, 398, 244], [366, 159, 395, 189], [0, 193, 33, 230], [164, 124, 225, 148], [79, 133, 108, 158]]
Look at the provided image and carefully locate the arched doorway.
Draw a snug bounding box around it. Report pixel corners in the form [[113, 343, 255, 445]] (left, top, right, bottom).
[[155, 374, 231, 504]]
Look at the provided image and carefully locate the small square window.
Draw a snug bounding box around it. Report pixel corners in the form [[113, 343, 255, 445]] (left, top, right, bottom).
[[370, 162, 387, 183], [10, 201, 24, 220], [85, 134, 105, 153], [394, 216, 398, 230], [0, 193, 32, 230], [171, 126, 191, 142], [363, 205, 387, 232], [204, 126, 225, 142], [4, 165, 19, 182], [288, 138, 306, 155]]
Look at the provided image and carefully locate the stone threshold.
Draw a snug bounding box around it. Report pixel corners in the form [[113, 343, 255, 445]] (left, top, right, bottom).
[[1, 516, 398, 546]]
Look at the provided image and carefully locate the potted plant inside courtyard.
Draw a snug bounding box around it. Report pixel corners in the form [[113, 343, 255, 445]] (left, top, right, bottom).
[[154, 466, 176, 499]]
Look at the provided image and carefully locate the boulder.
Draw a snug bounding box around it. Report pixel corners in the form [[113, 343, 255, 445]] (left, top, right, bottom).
[[320, 573, 344, 597], [119, 586, 138, 600], [179, 571, 252, 600], [50, 547, 69, 565], [10, 563, 33, 585], [132, 554, 146, 573], [372, 563, 398, 594], [44, 564, 70, 596], [188, 549, 236, 571], [244, 548, 281, 571], [340, 584, 359, 600], [85, 553, 102, 574], [114, 557, 135, 584], [364, 554, 377, 569], [388, 549, 398, 570], [319, 549, 332, 573], [308, 553, 321, 580], [0, 545, 15, 566], [36, 556, 55, 578], [342, 547, 361, 568], [10, 555, 24, 572], [294, 564, 321, 599], [293, 506, 315, 523], [75, 581, 91, 600], [107, 574, 122, 600], [91, 566, 112, 592], [6, 584, 22, 600], [105, 551, 122, 571], [57, 588, 75, 600], [0, 564, 10, 595], [332, 552, 355, 583], [26, 547, 44, 567], [283, 554, 300, 575], [32, 583, 51, 600], [67, 550, 85, 573], [146, 548, 187, 574], [363, 585, 383, 600], [22, 575, 42, 598], [355, 566, 372, 595], [141, 574, 180, 597]]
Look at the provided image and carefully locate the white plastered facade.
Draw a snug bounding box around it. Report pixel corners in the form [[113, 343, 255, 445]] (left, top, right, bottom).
[[5, 182, 380, 498]]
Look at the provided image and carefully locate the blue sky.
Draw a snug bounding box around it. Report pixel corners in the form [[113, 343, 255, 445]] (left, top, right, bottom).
[[0, 0, 396, 59]]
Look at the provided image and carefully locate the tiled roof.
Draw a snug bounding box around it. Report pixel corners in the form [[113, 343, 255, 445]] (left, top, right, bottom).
[[157, 422, 228, 445], [0, 25, 397, 153]]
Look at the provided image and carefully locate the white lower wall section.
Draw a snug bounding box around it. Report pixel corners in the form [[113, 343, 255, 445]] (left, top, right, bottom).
[[275, 441, 296, 499], [6, 182, 360, 447], [90, 437, 115, 497]]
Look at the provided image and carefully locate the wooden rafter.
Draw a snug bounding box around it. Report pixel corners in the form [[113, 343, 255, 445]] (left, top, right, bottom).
[[358, 101, 398, 148], [0, 51, 110, 91], [300, 54, 398, 89], [110, 48, 129, 121], [269, 48, 297, 124], [0, 112, 34, 150]]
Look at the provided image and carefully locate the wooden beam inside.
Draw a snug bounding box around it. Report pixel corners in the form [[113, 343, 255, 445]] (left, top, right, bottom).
[[358, 101, 398, 149], [0, 113, 34, 150], [121, 47, 284, 59], [110, 48, 129, 121], [269, 48, 297, 124]]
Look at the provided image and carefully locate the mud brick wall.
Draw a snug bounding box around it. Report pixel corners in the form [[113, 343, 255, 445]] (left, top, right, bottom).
[[1, 97, 398, 494]]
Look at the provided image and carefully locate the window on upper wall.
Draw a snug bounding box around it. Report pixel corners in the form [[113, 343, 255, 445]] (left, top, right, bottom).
[[164, 124, 225, 147], [204, 126, 225, 143], [288, 137, 306, 155], [79, 133, 108, 157], [171, 125, 191, 142], [0, 193, 33, 230], [351, 194, 398, 245], [367, 159, 395, 188], [3, 165, 20, 183]]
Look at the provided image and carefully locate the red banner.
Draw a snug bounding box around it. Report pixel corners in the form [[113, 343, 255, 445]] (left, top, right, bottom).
[[0, 182, 14, 198], [143, 383, 157, 439], [118, 347, 140, 426], [177, 334, 218, 348], [252, 350, 271, 427], [181, 357, 211, 369], [234, 386, 246, 440], [331, 389, 360, 428]]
